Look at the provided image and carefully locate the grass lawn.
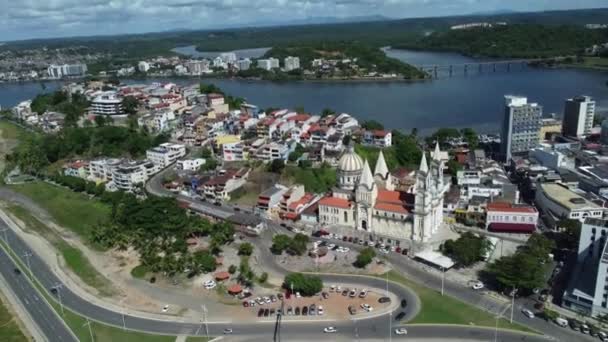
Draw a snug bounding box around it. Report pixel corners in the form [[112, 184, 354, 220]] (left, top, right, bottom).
[[382, 271, 536, 333], [0, 121, 32, 142], [0, 240, 210, 342], [8, 181, 110, 245], [581, 57, 608, 68], [5, 205, 115, 297], [0, 295, 29, 342]]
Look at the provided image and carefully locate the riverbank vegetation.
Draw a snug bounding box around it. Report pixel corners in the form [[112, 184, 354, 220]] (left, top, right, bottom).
[[0, 294, 29, 342], [396, 24, 608, 58]]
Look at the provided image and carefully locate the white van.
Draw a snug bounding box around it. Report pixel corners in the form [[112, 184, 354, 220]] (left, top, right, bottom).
[[554, 317, 568, 327]]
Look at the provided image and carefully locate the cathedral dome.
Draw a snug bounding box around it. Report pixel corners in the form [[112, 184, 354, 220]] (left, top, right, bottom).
[[338, 147, 364, 173]]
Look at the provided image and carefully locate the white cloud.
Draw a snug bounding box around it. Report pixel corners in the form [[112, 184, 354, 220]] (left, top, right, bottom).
[[0, 0, 604, 41]]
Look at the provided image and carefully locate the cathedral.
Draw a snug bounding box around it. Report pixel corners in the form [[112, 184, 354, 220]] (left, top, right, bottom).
[[318, 143, 448, 242]]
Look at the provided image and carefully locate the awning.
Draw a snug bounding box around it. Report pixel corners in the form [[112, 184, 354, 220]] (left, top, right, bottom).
[[414, 250, 455, 269], [214, 271, 230, 281], [488, 223, 536, 233], [228, 284, 243, 294]]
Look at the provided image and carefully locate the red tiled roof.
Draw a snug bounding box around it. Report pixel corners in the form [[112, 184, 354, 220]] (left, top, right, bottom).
[[377, 190, 406, 204], [318, 196, 351, 209], [214, 271, 230, 280], [374, 202, 409, 214], [288, 193, 315, 210], [288, 114, 311, 122], [257, 198, 270, 204], [488, 223, 535, 233], [372, 130, 389, 137], [486, 202, 537, 213], [228, 284, 242, 294]]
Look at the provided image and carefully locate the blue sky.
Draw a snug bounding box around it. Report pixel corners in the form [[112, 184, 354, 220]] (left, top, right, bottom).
[[1, 0, 606, 41]]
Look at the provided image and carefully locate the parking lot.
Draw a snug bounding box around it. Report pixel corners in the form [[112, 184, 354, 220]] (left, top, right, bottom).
[[242, 285, 394, 320]]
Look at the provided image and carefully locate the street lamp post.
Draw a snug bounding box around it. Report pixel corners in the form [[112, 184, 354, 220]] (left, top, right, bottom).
[[120, 298, 126, 331], [0, 227, 8, 243], [83, 318, 94, 342], [23, 251, 32, 277], [510, 289, 517, 324], [202, 304, 209, 339]]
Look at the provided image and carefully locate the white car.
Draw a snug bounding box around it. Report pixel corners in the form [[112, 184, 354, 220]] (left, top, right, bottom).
[[203, 280, 216, 289], [360, 303, 373, 312], [161, 305, 169, 313], [522, 309, 535, 319], [264, 296, 271, 303], [328, 243, 336, 249], [318, 306, 324, 315], [394, 328, 408, 335], [380, 248, 389, 254], [329, 285, 336, 292], [471, 281, 484, 290], [296, 292, 302, 298], [340, 247, 350, 253], [323, 327, 338, 333]]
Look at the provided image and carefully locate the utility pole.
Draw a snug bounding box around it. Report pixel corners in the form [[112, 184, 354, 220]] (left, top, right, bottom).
[[120, 298, 126, 331], [510, 289, 517, 323], [0, 227, 8, 243], [23, 252, 32, 277], [83, 318, 94, 342], [202, 305, 209, 339]]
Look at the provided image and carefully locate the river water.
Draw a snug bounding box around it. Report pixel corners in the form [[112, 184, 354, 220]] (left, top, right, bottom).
[[1, 49, 607, 135]]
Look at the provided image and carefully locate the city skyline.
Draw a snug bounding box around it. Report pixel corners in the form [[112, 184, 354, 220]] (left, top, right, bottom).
[[2, 0, 606, 42]]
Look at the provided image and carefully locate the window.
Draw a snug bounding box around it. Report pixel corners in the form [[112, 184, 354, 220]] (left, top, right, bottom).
[[344, 211, 348, 223]]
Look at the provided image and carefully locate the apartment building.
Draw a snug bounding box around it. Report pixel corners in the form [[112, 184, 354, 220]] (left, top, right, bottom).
[[176, 158, 206, 171], [201, 168, 250, 201], [363, 130, 392, 148], [146, 143, 187, 168], [563, 95, 595, 138], [485, 202, 538, 233], [256, 142, 289, 162], [91, 91, 125, 116], [112, 160, 159, 192], [500, 95, 542, 161], [88, 158, 122, 182]]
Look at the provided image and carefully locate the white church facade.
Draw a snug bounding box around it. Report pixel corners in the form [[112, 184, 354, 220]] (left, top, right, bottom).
[[318, 144, 449, 242]]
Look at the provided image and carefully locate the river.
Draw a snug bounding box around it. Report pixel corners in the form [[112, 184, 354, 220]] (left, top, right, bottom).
[[1, 49, 607, 135]]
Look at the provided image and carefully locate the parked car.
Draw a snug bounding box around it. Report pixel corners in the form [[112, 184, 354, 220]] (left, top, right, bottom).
[[348, 305, 357, 315], [161, 305, 169, 313], [286, 306, 293, 315], [269, 308, 275, 316], [359, 289, 368, 298], [302, 306, 308, 315], [295, 307, 300, 315], [257, 309, 264, 317], [342, 289, 349, 296], [329, 285, 336, 292], [349, 289, 357, 297], [203, 280, 216, 289], [243, 301, 249, 307], [394, 328, 407, 335], [223, 328, 233, 334], [554, 317, 568, 328], [395, 312, 406, 321], [318, 305, 324, 315], [270, 295, 277, 302], [360, 303, 373, 312], [264, 308, 270, 317], [581, 324, 590, 334], [309, 304, 316, 315], [521, 308, 535, 319], [323, 327, 337, 333], [378, 297, 391, 303], [13, 268, 21, 275], [322, 292, 329, 299], [471, 281, 484, 290], [277, 293, 284, 300]]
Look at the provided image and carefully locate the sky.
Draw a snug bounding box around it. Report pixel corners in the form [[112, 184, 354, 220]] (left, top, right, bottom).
[[1, 0, 606, 42]]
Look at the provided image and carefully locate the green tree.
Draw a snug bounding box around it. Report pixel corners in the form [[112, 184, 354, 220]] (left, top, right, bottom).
[[354, 247, 376, 268], [557, 218, 581, 249], [199, 158, 218, 172], [192, 250, 216, 273], [461, 128, 478, 149], [361, 120, 384, 131], [271, 234, 291, 254], [228, 265, 237, 274], [268, 159, 285, 173], [442, 232, 490, 267], [238, 242, 254, 256], [321, 108, 335, 117], [283, 273, 323, 296], [259, 272, 268, 283], [122, 96, 140, 115]]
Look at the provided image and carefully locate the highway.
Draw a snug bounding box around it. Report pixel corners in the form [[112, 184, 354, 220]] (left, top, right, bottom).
[[0, 208, 553, 341], [0, 245, 77, 342]]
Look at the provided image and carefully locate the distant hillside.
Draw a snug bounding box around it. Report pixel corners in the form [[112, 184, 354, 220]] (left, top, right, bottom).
[[395, 24, 608, 58], [2, 7, 608, 57]]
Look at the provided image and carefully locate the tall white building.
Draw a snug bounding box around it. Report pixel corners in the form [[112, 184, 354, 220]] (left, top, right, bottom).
[[91, 91, 124, 116], [138, 61, 150, 72], [500, 95, 542, 161], [186, 60, 210, 75], [284, 56, 300, 71], [563, 218, 608, 317], [112, 160, 159, 192], [220, 52, 237, 64], [563, 95, 595, 138], [257, 58, 279, 71], [146, 143, 186, 168], [236, 58, 252, 71], [48, 64, 87, 78]]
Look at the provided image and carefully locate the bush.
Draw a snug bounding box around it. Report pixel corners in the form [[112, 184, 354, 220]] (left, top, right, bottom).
[[259, 272, 268, 283], [238, 242, 254, 256], [228, 265, 237, 274], [354, 247, 376, 268], [283, 273, 323, 296]]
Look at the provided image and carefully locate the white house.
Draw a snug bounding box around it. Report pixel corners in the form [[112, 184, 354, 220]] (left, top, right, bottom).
[[176, 158, 206, 171], [146, 143, 186, 168]]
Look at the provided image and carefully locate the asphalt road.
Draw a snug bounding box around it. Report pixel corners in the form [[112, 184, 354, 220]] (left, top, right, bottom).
[[0, 246, 77, 342]]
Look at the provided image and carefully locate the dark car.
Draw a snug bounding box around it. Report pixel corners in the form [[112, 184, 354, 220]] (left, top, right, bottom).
[[302, 306, 308, 315], [295, 306, 301, 315], [312, 231, 322, 238], [395, 312, 406, 321], [322, 292, 329, 299], [214, 201, 222, 206], [309, 304, 316, 315], [348, 305, 357, 315], [258, 309, 264, 317], [348, 237, 353, 242], [270, 308, 275, 316], [401, 249, 409, 255], [342, 236, 348, 241], [401, 299, 408, 308], [243, 301, 249, 308], [13, 268, 21, 275], [277, 293, 284, 300], [342, 289, 349, 296], [287, 306, 293, 315], [378, 297, 391, 304], [270, 295, 277, 302]]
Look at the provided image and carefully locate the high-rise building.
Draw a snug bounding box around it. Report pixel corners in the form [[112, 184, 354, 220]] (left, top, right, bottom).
[[138, 61, 150, 72], [47, 65, 63, 79], [220, 52, 237, 64], [563, 95, 595, 138], [563, 218, 608, 317], [47, 63, 87, 78], [236, 58, 252, 71], [257, 58, 280, 71], [284, 56, 300, 71], [91, 91, 124, 116], [500, 95, 542, 161]]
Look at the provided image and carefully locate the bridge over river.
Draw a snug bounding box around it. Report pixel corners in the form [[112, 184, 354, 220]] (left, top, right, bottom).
[[417, 58, 559, 78]]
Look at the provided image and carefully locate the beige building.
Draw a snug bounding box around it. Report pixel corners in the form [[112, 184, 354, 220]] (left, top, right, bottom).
[[539, 117, 562, 141]]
